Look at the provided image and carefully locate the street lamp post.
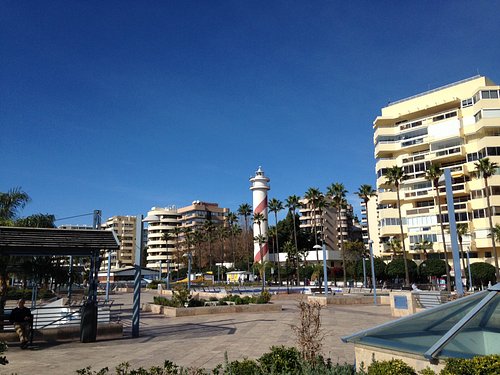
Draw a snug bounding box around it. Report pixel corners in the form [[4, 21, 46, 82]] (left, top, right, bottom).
[[105, 251, 112, 302], [466, 246, 473, 291], [362, 256, 367, 288], [369, 240, 377, 305], [439, 169, 464, 297], [183, 252, 192, 291], [166, 261, 170, 290], [313, 244, 328, 295]]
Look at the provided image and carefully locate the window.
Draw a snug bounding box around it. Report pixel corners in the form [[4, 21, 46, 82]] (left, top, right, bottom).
[[483, 109, 500, 118], [461, 98, 473, 108], [474, 111, 482, 122], [410, 234, 438, 243], [485, 252, 492, 258], [481, 90, 499, 99]]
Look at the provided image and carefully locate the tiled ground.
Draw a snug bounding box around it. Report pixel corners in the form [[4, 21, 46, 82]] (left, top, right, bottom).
[[5, 291, 394, 374]]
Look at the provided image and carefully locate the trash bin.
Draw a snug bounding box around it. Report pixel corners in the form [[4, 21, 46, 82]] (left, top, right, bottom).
[[80, 300, 98, 343]]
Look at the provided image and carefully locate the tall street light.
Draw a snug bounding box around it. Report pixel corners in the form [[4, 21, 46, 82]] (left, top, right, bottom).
[[369, 240, 377, 305], [313, 244, 328, 295], [438, 169, 464, 297], [183, 252, 192, 291]]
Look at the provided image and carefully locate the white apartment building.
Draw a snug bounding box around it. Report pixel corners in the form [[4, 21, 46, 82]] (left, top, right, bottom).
[[374, 75, 500, 268]]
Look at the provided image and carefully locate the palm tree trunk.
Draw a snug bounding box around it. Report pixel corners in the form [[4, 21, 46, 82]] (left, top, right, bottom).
[[292, 211, 300, 286], [245, 217, 250, 272], [484, 178, 500, 281], [459, 239, 467, 275], [274, 212, 281, 285], [435, 182, 452, 292], [339, 210, 347, 286], [396, 185, 410, 286]]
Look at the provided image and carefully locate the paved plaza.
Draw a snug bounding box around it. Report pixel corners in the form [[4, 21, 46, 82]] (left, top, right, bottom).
[[5, 291, 394, 374]]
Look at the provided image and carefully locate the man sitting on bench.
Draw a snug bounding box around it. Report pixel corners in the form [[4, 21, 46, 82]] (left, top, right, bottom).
[[9, 299, 32, 349]]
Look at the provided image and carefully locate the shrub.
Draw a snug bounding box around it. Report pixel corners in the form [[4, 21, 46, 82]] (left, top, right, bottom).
[[440, 354, 500, 375], [255, 290, 271, 304], [386, 259, 418, 281], [147, 280, 162, 289], [225, 358, 261, 375], [419, 259, 447, 278], [258, 346, 302, 374], [466, 262, 496, 287], [418, 367, 436, 375], [291, 301, 323, 361], [367, 359, 416, 375], [172, 285, 190, 307]]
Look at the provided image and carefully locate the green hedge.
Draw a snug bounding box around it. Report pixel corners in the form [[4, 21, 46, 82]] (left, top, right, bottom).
[[77, 352, 500, 374]]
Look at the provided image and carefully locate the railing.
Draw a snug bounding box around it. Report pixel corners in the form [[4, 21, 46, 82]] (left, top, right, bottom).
[[2, 299, 123, 332]]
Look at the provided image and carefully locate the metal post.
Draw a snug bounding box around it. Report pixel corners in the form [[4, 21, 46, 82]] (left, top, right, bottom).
[[322, 243, 328, 294], [369, 240, 377, 305], [68, 255, 73, 302], [159, 260, 162, 281], [132, 214, 144, 338], [105, 252, 111, 302], [362, 257, 367, 288], [444, 168, 464, 297], [466, 247, 473, 291], [187, 253, 192, 291], [132, 264, 141, 338], [166, 261, 170, 290]]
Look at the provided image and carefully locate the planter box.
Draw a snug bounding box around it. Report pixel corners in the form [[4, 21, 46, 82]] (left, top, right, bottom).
[[143, 303, 282, 317]]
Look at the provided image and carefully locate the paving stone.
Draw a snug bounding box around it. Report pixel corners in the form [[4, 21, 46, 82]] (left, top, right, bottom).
[[5, 291, 394, 374]]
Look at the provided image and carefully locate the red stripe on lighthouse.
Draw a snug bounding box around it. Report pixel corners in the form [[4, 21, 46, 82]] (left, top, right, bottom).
[[254, 243, 269, 263], [254, 198, 267, 215]]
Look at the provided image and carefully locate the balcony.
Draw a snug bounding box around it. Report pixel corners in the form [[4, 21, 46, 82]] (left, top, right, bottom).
[[379, 225, 402, 238], [378, 190, 397, 204], [406, 207, 432, 216], [432, 145, 465, 162]]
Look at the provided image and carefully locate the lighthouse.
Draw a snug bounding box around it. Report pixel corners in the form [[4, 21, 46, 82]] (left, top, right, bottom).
[[250, 166, 270, 263]]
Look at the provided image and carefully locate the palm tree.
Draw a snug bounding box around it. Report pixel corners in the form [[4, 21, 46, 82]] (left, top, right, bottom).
[[304, 188, 322, 248], [327, 182, 348, 285], [192, 229, 204, 270], [226, 211, 239, 266], [384, 166, 410, 286], [268, 198, 284, 284], [426, 163, 451, 291], [456, 223, 469, 274], [171, 226, 183, 279], [216, 226, 228, 282], [475, 158, 499, 281], [203, 220, 215, 269], [0, 187, 31, 225], [238, 203, 253, 271], [388, 237, 402, 258], [286, 195, 301, 285], [492, 224, 500, 244], [356, 184, 377, 242], [414, 240, 433, 261]]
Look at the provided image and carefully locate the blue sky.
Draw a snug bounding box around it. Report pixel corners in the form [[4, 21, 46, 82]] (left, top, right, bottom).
[[2, 1, 499, 225]]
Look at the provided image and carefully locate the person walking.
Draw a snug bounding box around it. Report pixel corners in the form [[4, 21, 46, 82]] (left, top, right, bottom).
[[9, 299, 32, 349]]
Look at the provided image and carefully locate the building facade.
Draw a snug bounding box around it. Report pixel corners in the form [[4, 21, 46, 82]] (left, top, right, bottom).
[[100, 215, 138, 269], [298, 198, 359, 265], [374, 75, 500, 267], [145, 201, 228, 271]]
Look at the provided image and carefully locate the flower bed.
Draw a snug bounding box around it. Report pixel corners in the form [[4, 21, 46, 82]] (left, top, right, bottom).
[[143, 302, 282, 317]]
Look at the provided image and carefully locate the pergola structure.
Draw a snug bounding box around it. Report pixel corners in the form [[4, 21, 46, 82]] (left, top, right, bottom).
[[0, 226, 119, 302]]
